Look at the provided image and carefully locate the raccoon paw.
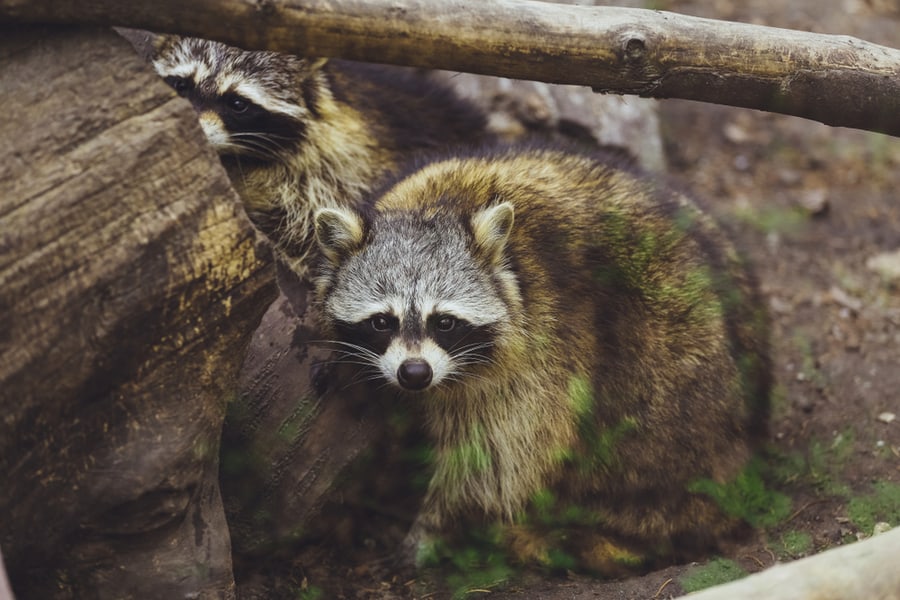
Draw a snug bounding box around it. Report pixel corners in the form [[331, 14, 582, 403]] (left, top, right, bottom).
[[397, 523, 440, 569]]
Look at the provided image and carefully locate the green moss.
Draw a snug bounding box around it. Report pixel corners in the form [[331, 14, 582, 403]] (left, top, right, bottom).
[[544, 548, 577, 571], [767, 430, 855, 497], [847, 481, 900, 535], [446, 425, 492, 478], [688, 458, 792, 528], [806, 431, 854, 496], [421, 528, 515, 600], [568, 375, 594, 418], [296, 585, 324, 600], [679, 558, 747, 593], [771, 530, 813, 559], [733, 204, 807, 235]]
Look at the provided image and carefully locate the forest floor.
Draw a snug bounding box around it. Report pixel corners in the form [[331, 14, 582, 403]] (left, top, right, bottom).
[[263, 1, 900, 598]]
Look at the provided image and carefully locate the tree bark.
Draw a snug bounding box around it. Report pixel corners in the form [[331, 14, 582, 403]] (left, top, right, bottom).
[[0, 25, 276, 599], [0, 0, 898, 136]]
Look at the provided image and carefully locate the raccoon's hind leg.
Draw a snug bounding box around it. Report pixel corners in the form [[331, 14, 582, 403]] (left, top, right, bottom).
[[504, 523, 653, 577]]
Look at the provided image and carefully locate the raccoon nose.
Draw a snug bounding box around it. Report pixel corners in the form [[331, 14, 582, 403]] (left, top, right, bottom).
[[397, 359, 433, 391]]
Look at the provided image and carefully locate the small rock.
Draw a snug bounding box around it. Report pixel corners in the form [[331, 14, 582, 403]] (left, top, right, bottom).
[[866, 249, 900, 283], [724, 122, 751, 144], [795, 395, 815, 413], [777, 168, 802, 186], [796, 188, 829, 216], [828, 285, 863, 313], [877, 412, 896, 424], [733, 154, 752, 171], [769, 295, 792, 314], [873, 522, 892, 535]]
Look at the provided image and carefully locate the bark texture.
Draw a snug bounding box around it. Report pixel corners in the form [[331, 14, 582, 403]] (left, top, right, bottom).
[[0, 0, 898, 135], [0, 25, 276, 599]]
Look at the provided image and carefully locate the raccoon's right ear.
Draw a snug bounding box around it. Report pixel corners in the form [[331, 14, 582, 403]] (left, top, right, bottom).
[[307, 57, 329, 71], [471, 202, 515, 266], [115, 28, 168, 61], [314, 207, 366, 265]]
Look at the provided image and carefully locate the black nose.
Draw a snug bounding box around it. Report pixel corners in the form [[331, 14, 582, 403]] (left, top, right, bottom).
[[397, 359, 433, 391]]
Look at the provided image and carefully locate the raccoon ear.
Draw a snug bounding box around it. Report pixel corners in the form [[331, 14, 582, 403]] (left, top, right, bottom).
[[314, 207, 365, 265], [307, 57, 329, 71], [471, 202, 515, 265]]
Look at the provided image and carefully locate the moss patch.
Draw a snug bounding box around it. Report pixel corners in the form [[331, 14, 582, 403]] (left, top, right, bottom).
[[679, 558, 747, 593], [847, 481, 900, 535], [771, 530, 813, 559], [688, 457, 792, 528]]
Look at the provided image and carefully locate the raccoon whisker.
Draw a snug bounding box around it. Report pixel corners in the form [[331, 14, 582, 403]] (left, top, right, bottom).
[[325, 359, 381, 371], [231, 130, 297, 142], [323, 351, 382, 369], [312, 340, 384, 362], [230, 132, 292, 156], [450, 341, 495, 355], [321, 360, 385, 389], [449, 347, 494, 366], [336, 371, 393, 393], [452, 349, 493, 362], [229, 139, 284, 163], [440, 372, 494, 394]]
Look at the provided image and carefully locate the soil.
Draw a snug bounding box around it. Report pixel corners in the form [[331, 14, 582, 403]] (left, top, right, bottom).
[[259, 2, 900, 598]]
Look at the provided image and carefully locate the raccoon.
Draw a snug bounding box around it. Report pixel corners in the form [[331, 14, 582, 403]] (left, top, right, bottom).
[[148, 35, 487, 275], [312, 143, 771, 573]]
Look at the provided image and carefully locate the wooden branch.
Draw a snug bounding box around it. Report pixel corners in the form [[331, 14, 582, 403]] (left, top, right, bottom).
[[677, 526, 900, 600], [1, 0, 899, 136]]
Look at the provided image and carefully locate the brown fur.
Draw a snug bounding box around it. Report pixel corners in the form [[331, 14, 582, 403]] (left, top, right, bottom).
[[314, 143, 771, 573]]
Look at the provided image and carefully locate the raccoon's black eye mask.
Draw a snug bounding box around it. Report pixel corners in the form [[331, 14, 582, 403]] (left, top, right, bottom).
[[335, 314, 397, 355], [164, 75, 194, 95]]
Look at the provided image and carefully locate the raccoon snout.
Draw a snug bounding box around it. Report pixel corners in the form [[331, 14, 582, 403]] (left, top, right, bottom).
[[397, 359, 433, 391]]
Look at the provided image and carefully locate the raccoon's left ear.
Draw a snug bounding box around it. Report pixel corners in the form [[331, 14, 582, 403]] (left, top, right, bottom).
[[315, 207, 365, 265], [471, 202, 514, 266]]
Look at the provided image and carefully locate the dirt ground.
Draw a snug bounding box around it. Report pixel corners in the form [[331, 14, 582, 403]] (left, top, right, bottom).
[[258, 2, 899, 598]]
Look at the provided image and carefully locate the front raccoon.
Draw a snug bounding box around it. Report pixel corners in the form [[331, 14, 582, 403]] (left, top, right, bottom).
[[148, 35, 487, 275], [313, 144, 771, 573]]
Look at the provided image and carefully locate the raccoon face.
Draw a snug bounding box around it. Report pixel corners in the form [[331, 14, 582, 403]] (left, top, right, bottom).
[[151, 36, 325, 161], [314, 203, 516, 392]]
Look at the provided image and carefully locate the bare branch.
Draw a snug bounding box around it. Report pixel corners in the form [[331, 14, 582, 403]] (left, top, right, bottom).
[[1, 0, 899, 135]]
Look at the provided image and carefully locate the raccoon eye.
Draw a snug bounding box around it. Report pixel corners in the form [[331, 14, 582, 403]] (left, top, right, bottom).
[[435, 315, 457, 332], [369, 314, 396, 332], [164, 76, 193, 96], [225, 94, 250, 114]]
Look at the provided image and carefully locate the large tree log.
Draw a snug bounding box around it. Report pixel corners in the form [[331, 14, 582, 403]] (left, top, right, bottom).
[[0, 25, 276, 599], [0, 0, 898, 135]]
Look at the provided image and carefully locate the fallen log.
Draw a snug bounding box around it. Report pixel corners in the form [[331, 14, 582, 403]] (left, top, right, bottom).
[[1, 0, 899, 135], [0, 25, 275, 599]]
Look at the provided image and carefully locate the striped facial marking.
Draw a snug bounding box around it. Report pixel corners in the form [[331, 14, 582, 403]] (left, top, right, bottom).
[[152, 38, 310, 158]]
